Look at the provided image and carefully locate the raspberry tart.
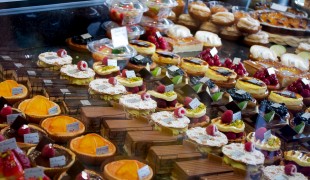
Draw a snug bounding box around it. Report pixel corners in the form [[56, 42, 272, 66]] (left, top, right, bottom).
[[116, 69, 146, 94], [262, 164, 308, 180], [253, 68, 281, 90], [235, 77, 268, 100], [287, 78, 310, 106], [0, 80, 28, 104], [180, 57, 209, 76], [58, 169, 104, 180], [197, 49, 222, 67], [284, 150, 310, 177], [183, 97, 209, 127], [60, 61, 95, 85], [268, 90, 304, 112], [37, 50, 72, 70], [205, 66, 237, 88], [92, 58, 120, 78], [222, 58, 248, 78], [249, 45, 278, 61]]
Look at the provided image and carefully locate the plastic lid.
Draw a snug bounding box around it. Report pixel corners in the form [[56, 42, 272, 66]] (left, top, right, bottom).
[[87, 38, 137, 59], [140, 16, 174, 30], [206, 1, 232, 9], [142, 0, 178, 8], [102, 21, 145, 37], [231, 6, 254, 13], [109, 0, 148, 12]]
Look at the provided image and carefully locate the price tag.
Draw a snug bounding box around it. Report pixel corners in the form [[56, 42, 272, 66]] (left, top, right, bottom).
[[281, 91, 294, 97], [96, 145, 109, 155], [302, 78, 309, 85], [80, 33, 92, 39], [107, 59, 118, 67], [231, 150, 244, 158], [168, 65, 179, 72], [45, 56, 58, 60], [189, 98, 200, 109], [267, 68, 275, 75], [302, 113, 310, 119], [48, 106, 58, 115], [126, 98, 140, 103], [232, 111, 242, 122], [24, 167, 44, 179], [7, 114, 21, 125], [24, 133, 39, 144], [146, 63, 150, 71], [236, 89, 246, 95], [66, 122, 80, 132], [14, 63, 24, 68], [27, 71, 36, 76], [80, 100, 91, 106], [43, 79, 53, 84], [264, 130, 272, 141], [199, 77, 210, 83], [0, 138, 17, 153], [60, 89, 70, 94], [210, 47, 218, 57], [126, 70, 136, 78], [165, 84, 174, 92], [2, 55, 12, 61], [233, 57, 241, 65], [271, 103, 281, 108], [271, 3, 288, 12], [12, 86, 23, 95], [138, 165, 151, 180], [111, 27, 128, 48], [162, 117, 174, 123], [156, 31, 162, 38], [135, 55, 144, 61], [49, 155, 66, 168]]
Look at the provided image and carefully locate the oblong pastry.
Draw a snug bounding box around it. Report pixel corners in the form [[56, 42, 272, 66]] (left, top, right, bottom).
[[237, 16, 261, 34], [249, 45, 278, 61], [280, 53, 309, 72], [188, 1, 211, 21], [93, 61, 120, 76], [236, 77, 268, 100], [211, 12, 235, 26], [180, 57, 209, 76], [194, 31, 222, 49], [220, 24, 242, 41], [199, 21, 220, 34], [205, 66, 237, 88], [151, 51, 180, 65], [296, 42, 310, 53], [166, 25, 192, 39], [178, 14, 200, 32], [0, 80, 28, 104], [129, 40, 156, 56], [268, 91, 303, 112], [244, 31, 269, 46]]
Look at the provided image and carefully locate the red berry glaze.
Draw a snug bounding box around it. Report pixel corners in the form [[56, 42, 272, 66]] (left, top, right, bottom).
[[108, 77, 117, 86], [102, 57, 108, 65], [17, 125, 30, 137], [206, 124, 218, 136], [244, 142, 255, 152], [253, 68, 279, 86], [288, 78, 310, 98]]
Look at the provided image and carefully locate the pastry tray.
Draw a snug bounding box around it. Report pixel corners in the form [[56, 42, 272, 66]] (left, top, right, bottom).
[[0, 61, 39, 80], [62, 98, 110, 115], [43, 86, 89, 102]]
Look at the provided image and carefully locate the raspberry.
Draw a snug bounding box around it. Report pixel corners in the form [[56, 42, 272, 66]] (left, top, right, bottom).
[[236, 132, 244, 138], [156, 85, 166, 93], [121, 69, 127, 78], [102, 57, 108, 65], [56, 49, 67, 57], [214, 59, 221, 66], [301, 89, 310, 97], [158, 37, 168, 50], [147, 36, 158, 47], [108, 77, 117, 86], [199, 115, 208, 123], [263, 79, 270, 85], [225, 132, 237, 140], [77, 61, 88, 71], [191, 118, 199, 124], [255, 127, 267, 140], [221, 110, 233, 124], [284, 164, 297, 176], [213, 55, 220, 61], [236, 69, 244, 76], [167, 99, 177, 107], [0, 134, 5, 142], [139, 84, 146, 91], [208, 59, 214, 66], [224, 58, 232, 67], [17, 125, 30, 137], [41, 144, 56, 158], [244, 142, 255, 152], [157, 99, 167, 108], [141, 92, 151, 101], [184, 97, 193, 108], [174, 107, 186, 118], [0, 104, 12, 117], [131, 87, 139, 93], [206, 124, 218, 136]]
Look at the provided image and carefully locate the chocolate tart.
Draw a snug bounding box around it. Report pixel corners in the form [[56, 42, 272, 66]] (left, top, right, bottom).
[[57, 169, 104, 180], [205, 66, 237, 89], [27, 144, 75, 177], [0, 80, 28, 104], [180, 57, 209, 76]]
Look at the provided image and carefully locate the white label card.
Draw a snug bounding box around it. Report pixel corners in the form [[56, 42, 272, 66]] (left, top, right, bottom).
[[199, 77, 210, 83], [2, 55, 12, 60], [0, 138, 17, 153], [236, 89, 246, 95], [267, 68, 275, 75], [60, 89, 70, 94], [302, 113, 310, 119], [48, 106, 58, 115], [27, 71, 36, 76], [126, 70, 136, 78], [12, 86, 23, 95], [107, 59, 118, 67], [96, 145, 109, 155], [14, 63, 24, 68], [49, 155, 66, 168], [80, 33, 92, 39], [138, 165, 151, 180], [165, 84, 174, 92], [43, 79, 53, 84], [233, 57, 241, 65], [7, 114, 21, 125], [271, 103, 281, 108], [80, 100, 91, 106], [24, 133, 39, 144], [232, 111, 242, 122], [24, 167, 44, 179], [302, 78, 309, 85], [111, 27, 128, 48], [168, 65, 179, 72], [66, 122, 80, 132], [264, 130, 272, 141], [156, 31, 162, 38], [210, 47, 218, 57], [189, 98, 200, 109], [135, 55, 144, 61], [271, 3, 288, 12]]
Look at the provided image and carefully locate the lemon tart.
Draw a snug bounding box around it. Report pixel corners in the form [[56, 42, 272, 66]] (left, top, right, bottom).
[[205, 66, 237, 88], [180, 57, 209, 76], [151, 51, 181, 65], [236, 77, 268, 100], [0, 80, 28, 104], [284, 150, 310, 177], [116, 70, 146, 94], [93, 61, 120, 77], [268, 91, 304, 112]]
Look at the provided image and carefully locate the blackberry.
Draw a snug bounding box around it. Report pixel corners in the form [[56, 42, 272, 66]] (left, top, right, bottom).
[[227, 88, 252, 102]]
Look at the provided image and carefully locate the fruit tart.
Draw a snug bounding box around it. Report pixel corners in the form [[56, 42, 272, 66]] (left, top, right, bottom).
[[253, 68, 281, 90], [222, 58, 249, 78], [236, 77, 268, 100], [211, 12, 235, 26], [287, 78, 310, 106], [268, 90, 304, 112], [205, 66, 237, 88], [262, 164, 308, 180], [127, 54, 157, 71], [284, 150, 310, 177], [70, 133, 116, 165], [249, 45, 278, 61], [183, 97, 209, 127], [151, 51, 181, 65], [116, 69, 146, 94], [60, 61, 95, 85], [37, 50, 72, 70], [180, 57, 208, 76], [222, 142, 265, 177], [280, 53, 309, 72], [0, 103, 25, 126], [211, 110, 246, 142], [40, 115, 85, 143], [148, 84, 182, 111], [129, 40, 156, 56], [186, 125, 228, 155], [89, 77, 127, 101], [18, 95, 61, 123], [151, 107, 190, 135], [119, 93, 157, 117], [197, 49, 222, 67], [291, 112, 310, 135], [66, 33, 94, 52], [247, 127, 282, 165], [0, 80, 28, 104], [103, 159, 153, 180], [92, 57, 120, 78]]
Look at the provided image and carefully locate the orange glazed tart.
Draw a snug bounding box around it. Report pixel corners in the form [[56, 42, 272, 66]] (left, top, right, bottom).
[[41, 115, 85, 143], [0, 80, 28, 104], [18, 95, 61, 123], [104, 159, 153, 180], [70, 133, 116, 165]]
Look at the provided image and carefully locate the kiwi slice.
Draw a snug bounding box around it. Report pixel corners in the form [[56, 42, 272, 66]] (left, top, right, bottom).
[[193, 83, 203, 93], [211, 92, 223, 101], [172, 75, 183, 85], [297, 51, 310, 61], [294, 122, 305, 134], [264, 111, 275, 123], [270, 45, 286, 57], [151, 67, 161, 77], [237, 101, 248, 110]]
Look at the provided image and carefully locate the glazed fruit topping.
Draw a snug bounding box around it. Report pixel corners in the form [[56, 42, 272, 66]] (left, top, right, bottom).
[[147, 31, 168, 50], [174, 107, 186, 118], [227, 88, 252, 102], [198, 49, 221, 66], [56, 49, 67, 58], [288, 78, 310, 98], [41, 144, 56, 158], [284, 164, 297, 176], [156, 85, 166, 93], [108, 77, 117, 86], [141, 92, 151, 101], [253, 68, 279, 85], [76, 171, 90, 180], [221, 110, 233, 124], [102, 57, 108, 66], [223, 58, 247, 76], [17, 124, 30, 137], [244, 142, 255, 152], [206, 124, 218, 136], [293, 112, 310, 126], [255, 127, 267, 140], [0, 104, 12, 117], [259, 100, 288, 118], [184, 97, 193, 108], [77, 61, 88, 71]]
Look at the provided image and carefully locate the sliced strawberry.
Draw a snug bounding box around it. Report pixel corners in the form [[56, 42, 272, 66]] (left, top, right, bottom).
[[2, 151, 23, 179]]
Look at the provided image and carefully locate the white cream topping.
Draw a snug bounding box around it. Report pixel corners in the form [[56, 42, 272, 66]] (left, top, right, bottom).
[[237, 17, 260, 30], [167, 25, 193, 38], [298, 42, 310, 51], [60, 64, 95, 79], [212, 12, 234, 23], [281, 53, 309, 71], [262, 166, 307, 180], [151, 111, 190, 128], [190, 4, 210, 12], [245, 31, 269, 43], [195, 31, 222, 46], [119, 94, 157, 110], [222, 143, 265, 165], [250, 45, 277, 61], [186, 127, 228, 147], [200, 21, 219, 33], [38, 52, 72, 65], [89, 78, 126, 95]]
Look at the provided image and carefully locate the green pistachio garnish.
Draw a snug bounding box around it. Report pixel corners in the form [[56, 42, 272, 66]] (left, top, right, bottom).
[[230, 120, 244, 128], [307, 158, 310, 162], [127, 77, 142, 82], [267, 137, 280, 146], [163, 91, 176, 97], [186, 104, 206, 113], [101, 66, 116, 71]]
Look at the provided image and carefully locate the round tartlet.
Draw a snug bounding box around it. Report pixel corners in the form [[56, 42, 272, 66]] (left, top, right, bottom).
[[119, 94, 157, 116], [115, 76, 143, 88], [70, 133, 116, 165], [185, 103, 206, 119], [284, 150, 310, 177], [236, 16, 261, 34], [205, 66, 237, 88], [194, 31, 222, 49], [58, 169, 104, 180], [37, 52, 72, 70], [180, 57, 209, 76], [40, 115, 85, 143], [211, 12, 235, 26], [104, 160, 153, 180], [236, 77, 268, 100], [151, 51, 181, 65], [127, 54, 157, 71], [268, 91, 304, 112], [18, 95, 61, 123], [60, 64, 95, 85], [93, 61, 120, 76], [89, 78, 127, 101], [262, 165, 308, 180], [0, 80, 28, 104], [129, 40, 156, 56]]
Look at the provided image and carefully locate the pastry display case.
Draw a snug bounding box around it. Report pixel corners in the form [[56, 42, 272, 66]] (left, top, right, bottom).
[[0, 0, 310, 180]]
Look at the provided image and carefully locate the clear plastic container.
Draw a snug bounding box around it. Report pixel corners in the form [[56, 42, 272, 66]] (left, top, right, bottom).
[[142, 0, 178, 20], [140, 16, 174, 34], [108, 0, 148, 25], [206, 1, 232, 13], [102, 21, 145, 40]]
